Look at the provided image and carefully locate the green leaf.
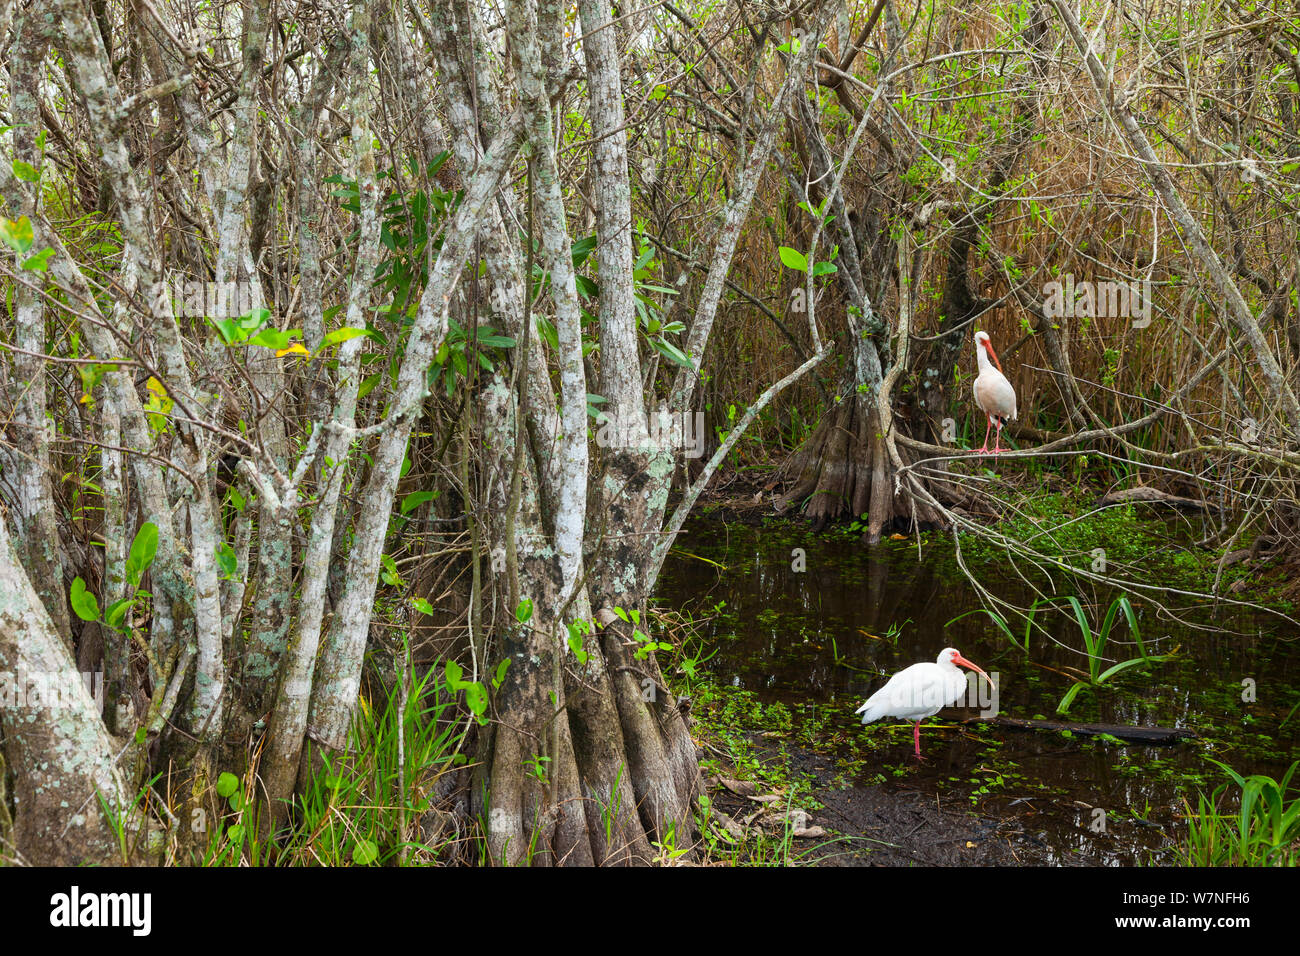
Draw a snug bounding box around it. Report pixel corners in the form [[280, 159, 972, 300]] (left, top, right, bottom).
[[567, 622, 588, 664], [811, 260, 838, 277], [11, 160, 39, 183], [20, 247, 53, 271], [778, 246, 808, 272], [1, 215, 34, 254], [240, 308, 271, 333], [653, 338, 694, 370], [70, 576, 101, 622], [444, 660, 464, 687], [1097, 656, 1166, 684], [126, 522, 159, 583], [984, 609, 1019, 649], [412, 597, 434, 615], [571, 234, 597, 265], [492, 658, 511, 691], [77, 362, 114, 402], [352, 838, 378, 865], [104, 598, 133, 630], [515, 598, 533, 624], [1117, 596, 1146, 657], [535, 315, 559, 350], [215, 772, 239, 798], [464, 682, 488, 720], [1056, 683, 1086, 714], [400, 490, 437, 515], [216, 541, 238, 579], [209, 316, 242, 345], [322, 327, 370, 347], [248, 328, 293, 351]]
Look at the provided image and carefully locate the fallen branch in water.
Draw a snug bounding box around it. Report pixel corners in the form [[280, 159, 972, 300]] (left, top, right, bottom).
[[965, 715, 1196, 744]]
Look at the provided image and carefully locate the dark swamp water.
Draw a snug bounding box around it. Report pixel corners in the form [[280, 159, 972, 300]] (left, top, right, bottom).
[[655, 513, 1300, 865]]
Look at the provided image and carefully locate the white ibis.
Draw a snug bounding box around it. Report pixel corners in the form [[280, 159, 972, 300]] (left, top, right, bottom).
[[972, 330, 1017, 454], [855, 648, 995, 760]]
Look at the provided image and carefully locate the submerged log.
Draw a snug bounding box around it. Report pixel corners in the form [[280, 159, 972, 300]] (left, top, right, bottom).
[[1095, 486, 1216, 512], [965, 715, 1196, 744]]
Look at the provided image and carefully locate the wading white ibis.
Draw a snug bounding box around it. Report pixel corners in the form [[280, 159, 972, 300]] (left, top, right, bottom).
[[972, 330, 1017, 454], [855, 648, 995, 760]]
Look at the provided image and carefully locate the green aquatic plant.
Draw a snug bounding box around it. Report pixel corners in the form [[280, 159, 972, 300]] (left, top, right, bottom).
[[1056, 594, 1173, 714], [947, 597, 1056, 654], [268, 665, 462, 866], [1178, 760, 1300, 866]]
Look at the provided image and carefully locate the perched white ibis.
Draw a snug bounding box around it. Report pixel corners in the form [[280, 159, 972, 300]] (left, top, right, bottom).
[[855, 648, 995, 760], [972, 330, 1017, 454]]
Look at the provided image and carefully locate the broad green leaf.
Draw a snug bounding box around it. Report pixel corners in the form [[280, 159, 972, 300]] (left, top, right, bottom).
[[209, 316, 242, 345], [240, 308, 271, 333], [464, 682, 487, 720], [1, 216, 34, 254], [127, 522, 159, 582], [571, 234, 597, 265], [248, 328, 292, 351], [215, 772, 239, 798], [21, 247, 53, 271], [322, 327, 369, 346], [778, 246, 808, 272], [567, 623, 588, 664], [400, 490, 437, 515], [216, 541, 238, 578], [70, 576, 101, 622], [105, 598, 133, 630], [353, 838, 378, 865]]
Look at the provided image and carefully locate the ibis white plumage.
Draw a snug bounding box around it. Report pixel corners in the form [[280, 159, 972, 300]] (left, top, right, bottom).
[[972, 330, 1016, 454], [855, 648, 995, 759]]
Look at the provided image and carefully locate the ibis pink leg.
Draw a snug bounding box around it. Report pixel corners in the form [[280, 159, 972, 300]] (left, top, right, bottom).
[[978, 419, 991, 455], [993, 419, 1003, 454], [913, 720, 923, 760]]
